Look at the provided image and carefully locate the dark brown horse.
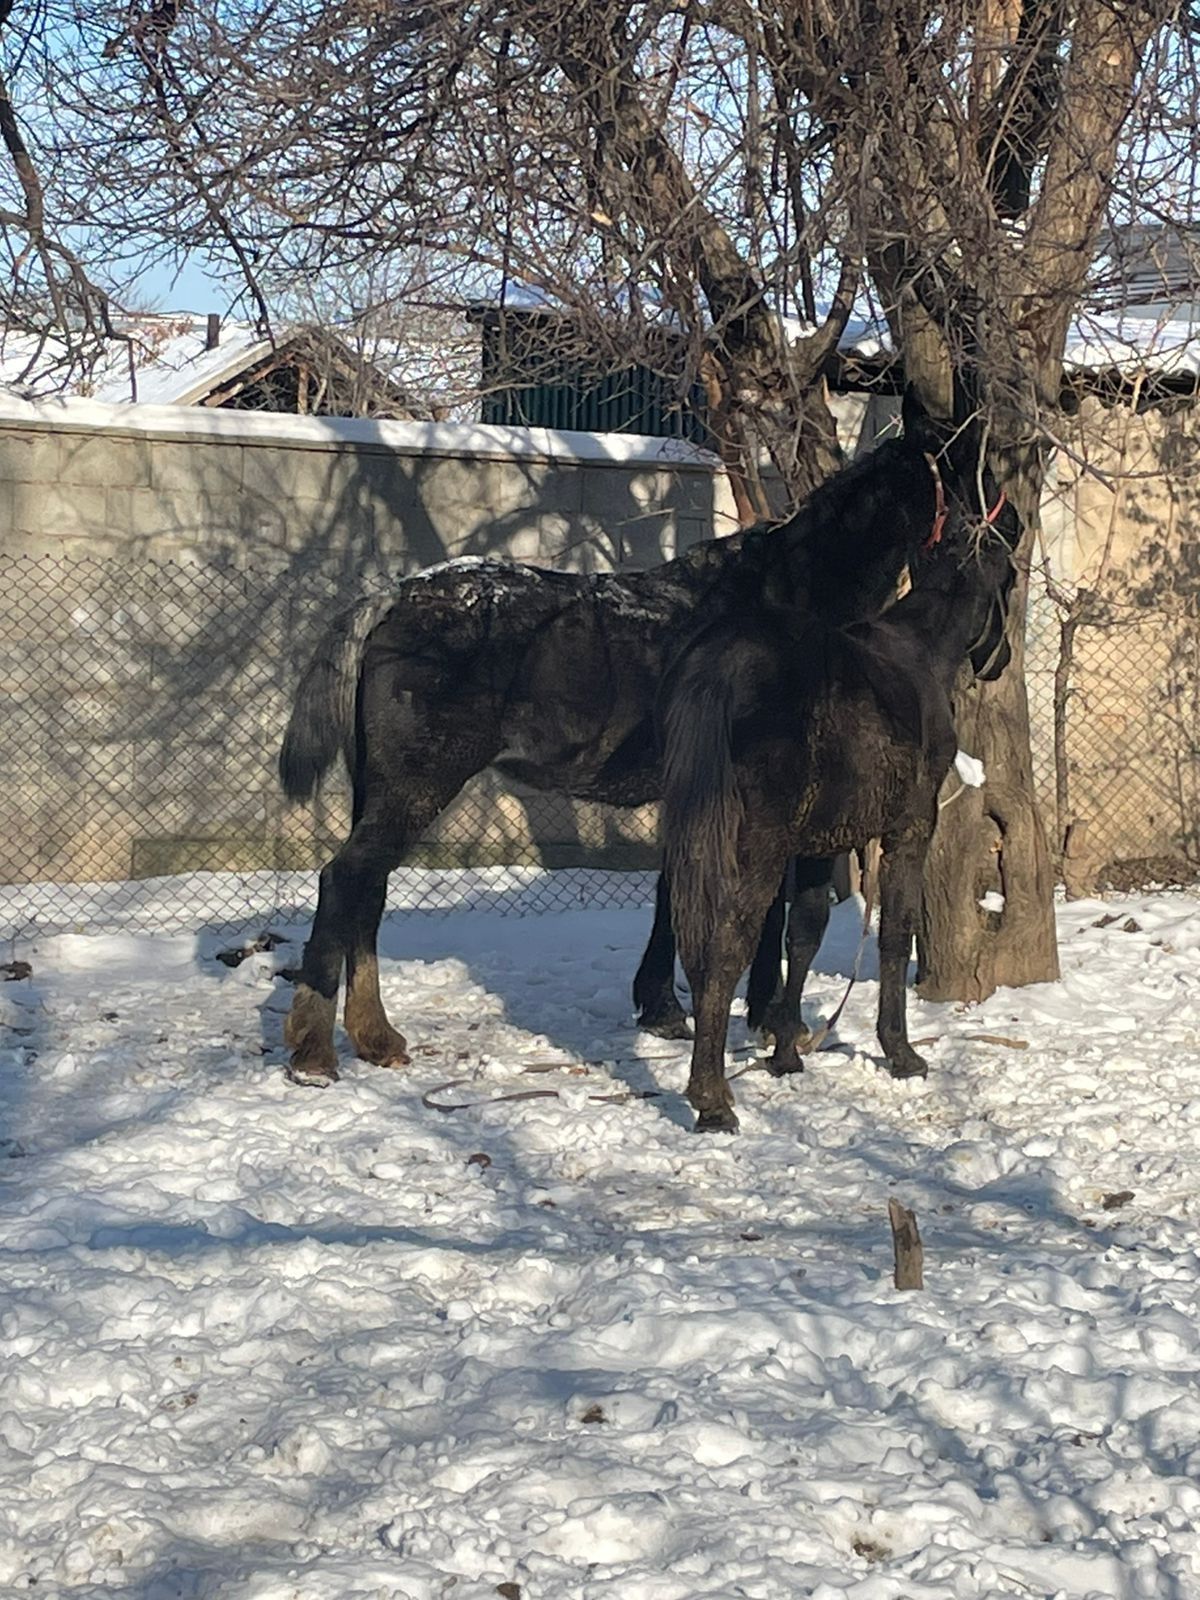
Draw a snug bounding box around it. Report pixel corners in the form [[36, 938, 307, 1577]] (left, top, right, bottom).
[[278, 435, 951, 1086], [661, 412, 1019, 1131]]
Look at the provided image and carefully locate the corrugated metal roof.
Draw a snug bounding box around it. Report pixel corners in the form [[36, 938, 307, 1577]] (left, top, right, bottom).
[[1092, 224, 1200, 309]]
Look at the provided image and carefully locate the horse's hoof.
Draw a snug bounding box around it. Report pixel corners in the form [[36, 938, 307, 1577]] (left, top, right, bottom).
[[286, 1057, 339, 1088], [887, 1050, 928, 1081], [352, 1028, 411, 1069], [694, 1107, 740, 1134], [637, 1010, 693, 1041], [768, 1049, 806, 1078]]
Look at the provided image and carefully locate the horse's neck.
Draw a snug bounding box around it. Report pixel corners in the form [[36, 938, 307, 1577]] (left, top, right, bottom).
[[899, 565, 994, 679], [771, 462, 927, 620]]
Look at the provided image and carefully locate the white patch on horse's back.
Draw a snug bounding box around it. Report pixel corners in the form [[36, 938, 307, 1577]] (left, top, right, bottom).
[[407, 554, 512, 583], [402, 554, 686, 629]]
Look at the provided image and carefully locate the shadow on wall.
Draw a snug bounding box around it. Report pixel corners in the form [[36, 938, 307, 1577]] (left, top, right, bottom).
[[0, 418, 717, 914]]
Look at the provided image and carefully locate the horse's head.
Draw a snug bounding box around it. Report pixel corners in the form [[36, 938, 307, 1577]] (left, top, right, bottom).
[[900, 382, 1012, 526], [901, 385, 1020, 682], [950, 502, 1019, 681], [965, 571, 1014, 680]]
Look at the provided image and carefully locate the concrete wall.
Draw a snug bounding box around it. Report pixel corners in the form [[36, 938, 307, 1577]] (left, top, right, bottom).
[[0, 399, 742, 893], [0, 399, 739, 572]]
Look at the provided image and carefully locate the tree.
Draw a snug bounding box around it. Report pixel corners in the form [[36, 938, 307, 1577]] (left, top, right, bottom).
[[3, 0, 1194, 996]]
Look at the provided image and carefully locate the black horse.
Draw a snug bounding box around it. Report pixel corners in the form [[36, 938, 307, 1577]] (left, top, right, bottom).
[[661, 407, 1020, 1131], [278, 434, 953, 1086]]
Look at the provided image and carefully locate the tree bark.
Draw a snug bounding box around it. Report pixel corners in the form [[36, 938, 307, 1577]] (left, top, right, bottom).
[[918, 554, 1059, 1000]]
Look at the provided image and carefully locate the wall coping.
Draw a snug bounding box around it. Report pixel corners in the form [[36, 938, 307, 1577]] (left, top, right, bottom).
[[0, 394, 723, 473]]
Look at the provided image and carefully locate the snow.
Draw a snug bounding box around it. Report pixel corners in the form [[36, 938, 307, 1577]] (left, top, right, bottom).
[[2, 886, 1200, 1596], [954, 750, 987, 788], [1062, 311, 1200, 378], [0, 319, 268, 406], [783, 306, 1200, 378], [0, 391, 722, 469]]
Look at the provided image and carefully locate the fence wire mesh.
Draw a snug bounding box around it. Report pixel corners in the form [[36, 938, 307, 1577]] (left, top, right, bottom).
[[3, 553, 1195, 941], [0, 554, 659, 938], [1027, 576, 1199, 891]]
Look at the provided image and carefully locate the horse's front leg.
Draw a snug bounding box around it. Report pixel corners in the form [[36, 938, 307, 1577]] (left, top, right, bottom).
[[876, 827, 931, 1080], [632, 870, 691, 1038]]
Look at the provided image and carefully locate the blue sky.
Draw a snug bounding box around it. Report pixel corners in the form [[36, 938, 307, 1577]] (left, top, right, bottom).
[[130, 255, 237, 316]]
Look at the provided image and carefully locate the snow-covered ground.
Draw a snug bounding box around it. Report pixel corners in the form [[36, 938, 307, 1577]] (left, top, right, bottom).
[[2, 887, 1200, 1598]]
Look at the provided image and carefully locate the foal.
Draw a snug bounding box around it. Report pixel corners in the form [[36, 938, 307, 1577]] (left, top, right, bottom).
[[661, 460, 1018, 1131]]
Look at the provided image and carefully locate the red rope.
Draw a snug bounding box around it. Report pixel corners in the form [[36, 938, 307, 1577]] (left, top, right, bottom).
[[922, 458, 1008, 548], [923, 453, 947, 549]]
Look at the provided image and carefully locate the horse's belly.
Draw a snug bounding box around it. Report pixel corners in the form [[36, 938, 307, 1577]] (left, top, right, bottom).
[[491, 728, 659, 807], [785, 759, 917, 853]]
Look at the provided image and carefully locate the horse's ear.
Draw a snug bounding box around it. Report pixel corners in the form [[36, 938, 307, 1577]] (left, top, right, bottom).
[[900, 382, 927, 439], [900, 382, 947, 455]]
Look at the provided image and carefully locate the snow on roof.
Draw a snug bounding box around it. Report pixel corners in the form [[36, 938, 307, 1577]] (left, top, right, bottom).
[[1062, 311, 1200, 377], [0, 317, 270, 404], [786, 307, 1200, 379], [96, 320, 270, 405], [0, 315, 476, 409], [5, 295, 1200, 421]]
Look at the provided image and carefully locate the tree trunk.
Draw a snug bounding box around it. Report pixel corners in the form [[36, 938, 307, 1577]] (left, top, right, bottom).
[[918, 553, 1059, 1001]]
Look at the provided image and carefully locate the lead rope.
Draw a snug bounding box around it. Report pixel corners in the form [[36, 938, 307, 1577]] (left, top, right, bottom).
[[793, 841, 879, 1054], [923, 454, 947, 548], [420, 1045, 767, 1114]]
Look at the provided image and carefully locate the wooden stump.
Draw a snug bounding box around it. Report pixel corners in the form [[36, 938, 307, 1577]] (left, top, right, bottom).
[[888, 1198, 924, 1290]]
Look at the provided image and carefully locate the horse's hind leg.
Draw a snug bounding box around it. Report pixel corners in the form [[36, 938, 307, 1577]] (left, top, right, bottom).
[[876, 826, 930, 1080], [681, 864, 785, 1134], [286, 736, 495, 1084], [341, 851, 409, 1070], [745, 867, 789, 1035], [632, 871, 690, 1038], [285, 837, 369, 1086], [337, 778, 486, 1073]]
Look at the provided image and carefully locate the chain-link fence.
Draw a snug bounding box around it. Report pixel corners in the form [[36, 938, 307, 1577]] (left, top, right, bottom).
[[1027, 579, 1199, 891], [0, 553, 660, 938], [4, 552, 1195, 941]]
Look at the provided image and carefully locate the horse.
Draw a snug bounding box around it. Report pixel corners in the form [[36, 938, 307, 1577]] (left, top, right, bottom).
[[660, 409, 1020, 1132], [277, 432, 954, 1087]]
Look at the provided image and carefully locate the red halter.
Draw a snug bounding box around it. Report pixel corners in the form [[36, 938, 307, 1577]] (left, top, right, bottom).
[[923, 453, 947, 549], [922, 453, 1008, 548]]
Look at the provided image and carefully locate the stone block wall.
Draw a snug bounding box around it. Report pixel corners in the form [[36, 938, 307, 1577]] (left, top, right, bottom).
[[0, 400, 732, 894]]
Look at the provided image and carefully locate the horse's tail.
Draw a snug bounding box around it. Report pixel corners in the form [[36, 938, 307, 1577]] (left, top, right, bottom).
[[662, 664, 743, 968], [279, 593, 397, 802]]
